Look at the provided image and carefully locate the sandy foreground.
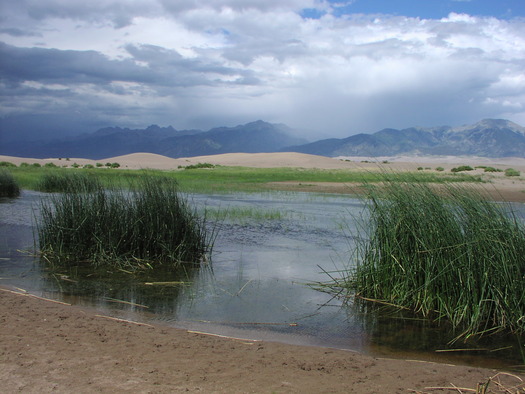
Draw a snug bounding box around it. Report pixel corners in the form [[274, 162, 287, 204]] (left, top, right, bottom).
[[1, 152, 525, 392], [2, 288, 524, 393]]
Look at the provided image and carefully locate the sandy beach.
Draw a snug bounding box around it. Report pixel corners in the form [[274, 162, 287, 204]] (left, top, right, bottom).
[[1, 152, 525, 392]]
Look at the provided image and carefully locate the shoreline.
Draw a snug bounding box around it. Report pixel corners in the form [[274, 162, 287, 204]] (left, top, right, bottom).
[[2, 287, 523, 393]]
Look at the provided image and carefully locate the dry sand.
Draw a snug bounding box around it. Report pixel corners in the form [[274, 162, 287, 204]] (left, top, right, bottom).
[[2, 152, 525, 392]]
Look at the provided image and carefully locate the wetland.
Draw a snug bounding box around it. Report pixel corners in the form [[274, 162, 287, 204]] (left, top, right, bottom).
[[1, 186, 524, 371]]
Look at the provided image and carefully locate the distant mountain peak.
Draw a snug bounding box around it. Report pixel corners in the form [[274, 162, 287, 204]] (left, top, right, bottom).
[[285, 118, 525, 158], [453, 118, 525, 135]]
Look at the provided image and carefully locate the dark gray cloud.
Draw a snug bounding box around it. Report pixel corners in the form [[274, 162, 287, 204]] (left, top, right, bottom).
[[0, 42, 256, 88], [0, 1, 524, 139], [0, 42, 153, 85], [0, 28, 41, 37]]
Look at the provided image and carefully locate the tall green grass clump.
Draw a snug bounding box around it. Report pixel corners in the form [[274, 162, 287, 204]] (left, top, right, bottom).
[[38, 175, 212, 271], [348, 180, 525, 339], [36, 171, 102, 193], [0, 169, 21, 197]]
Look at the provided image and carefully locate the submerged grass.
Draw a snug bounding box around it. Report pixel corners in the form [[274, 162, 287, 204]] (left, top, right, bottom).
[[205, 206, 289, 224], [340, 179, 525, 340], [0, 169, 21, 198], [38, 174, 213, 272]]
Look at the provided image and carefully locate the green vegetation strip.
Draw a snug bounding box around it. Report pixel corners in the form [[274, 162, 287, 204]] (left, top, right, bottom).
[[8, 165, 484, 194], [335, 179, 525, 340]]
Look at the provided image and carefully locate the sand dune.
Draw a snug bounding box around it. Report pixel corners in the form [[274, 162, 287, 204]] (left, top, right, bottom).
[[3, 152, 525, 171]]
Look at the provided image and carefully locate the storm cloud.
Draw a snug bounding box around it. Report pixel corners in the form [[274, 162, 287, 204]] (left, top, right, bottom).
[[1, 0, 524, 139]]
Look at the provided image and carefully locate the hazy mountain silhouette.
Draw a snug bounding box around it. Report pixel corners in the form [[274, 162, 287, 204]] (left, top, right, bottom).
[[1, 120, 307, 159], [284, 119, 525, 158], [1, 118, 523, 159]]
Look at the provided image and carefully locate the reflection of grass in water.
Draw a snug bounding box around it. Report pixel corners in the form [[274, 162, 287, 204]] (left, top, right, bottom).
[[42, 260, 205, 315], [205, 206, 289, 224]]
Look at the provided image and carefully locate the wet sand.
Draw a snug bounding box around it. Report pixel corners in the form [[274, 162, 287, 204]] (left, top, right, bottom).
[[2, 288, 524, 393]]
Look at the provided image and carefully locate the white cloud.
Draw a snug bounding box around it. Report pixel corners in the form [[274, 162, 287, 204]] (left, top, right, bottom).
[[0, 0, 524, 137]]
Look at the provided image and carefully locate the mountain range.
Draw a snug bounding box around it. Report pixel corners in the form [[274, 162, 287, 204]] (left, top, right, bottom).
[[285, 119, 525, 158], [1, 118, 524, 159]]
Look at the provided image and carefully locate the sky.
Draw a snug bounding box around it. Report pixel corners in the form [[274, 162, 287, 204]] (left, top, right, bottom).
[[1, 0, 524, 141]]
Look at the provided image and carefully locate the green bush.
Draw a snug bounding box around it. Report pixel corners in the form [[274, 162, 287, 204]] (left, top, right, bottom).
[[435, 167, 445, 172], [44, 162, 58, 168], [183, 163, 216, 170], [0, 169, 21, 197], [0, 161, 16, 167], [505, 168, 520, 177], [483, 167, 503, 173], [451, 165, 474, 173]]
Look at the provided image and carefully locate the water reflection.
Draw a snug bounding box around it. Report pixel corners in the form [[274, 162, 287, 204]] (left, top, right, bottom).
[[1, 190, 524, 370]]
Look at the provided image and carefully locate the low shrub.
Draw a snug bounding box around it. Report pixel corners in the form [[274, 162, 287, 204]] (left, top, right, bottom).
[[183, 163, 216, 170], [484, 167, 503, 173], [505, 168, 520, 177], [435, 166, 445, 172], [0, 161, 16, 167], [0, 169, 21, 197], [450, 165, 474, 173]]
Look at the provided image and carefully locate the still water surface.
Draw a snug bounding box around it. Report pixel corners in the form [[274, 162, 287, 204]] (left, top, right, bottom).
[[1, 190, 523, 370]]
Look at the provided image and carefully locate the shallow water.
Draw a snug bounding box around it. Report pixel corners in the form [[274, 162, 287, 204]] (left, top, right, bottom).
[[1, 190, 524, 370]]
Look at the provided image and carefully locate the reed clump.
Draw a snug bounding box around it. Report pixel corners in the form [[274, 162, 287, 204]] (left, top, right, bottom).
[[0, 169, 21, 197], [38, 175, 212, 271], [347, 180, 525, 339], [36, 171, 102, 193]]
